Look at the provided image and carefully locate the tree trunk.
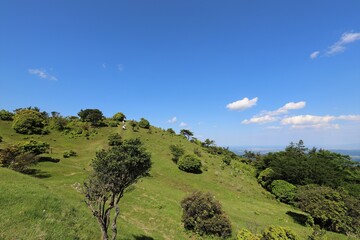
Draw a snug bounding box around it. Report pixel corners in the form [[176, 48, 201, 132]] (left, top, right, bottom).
[[111, 206, 120, 240], [100, 223, 109, 240]]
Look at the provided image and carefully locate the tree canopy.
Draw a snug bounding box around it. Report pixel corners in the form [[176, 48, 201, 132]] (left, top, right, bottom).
[[78, 109, 104, 126]]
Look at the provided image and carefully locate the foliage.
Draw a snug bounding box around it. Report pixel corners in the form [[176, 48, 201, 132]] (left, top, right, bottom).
[[193, 147, 202, 157], [222, 156, 232, 166], [107, 120, 118, 127], [202, 138, 215, 147], [180, 129, 193, 140], [309, 225, 328, 240], [181, 191, 232, 238], [48, 112, 69, 131], [237, 229, 260, 240], [169, 144, 185, 163], [18, 140, 49, 155], [12, 109, 48, 134], [138, 118, 150, 129], [0, 109, 14, 121], [296, 185, 360, 236], [270, 180, 297, 203], [257, 168, 275, 189], [166, 128, 175, 134], [83, 138, 151, 240], [63, 150, 77, 158], [108, 133, 122, 146], [112, 112, 126, 122], [78, 109, 104, 126], [128, 120, 138, 131], [178, 155, 202, 173], [262, 226, 299, 240]]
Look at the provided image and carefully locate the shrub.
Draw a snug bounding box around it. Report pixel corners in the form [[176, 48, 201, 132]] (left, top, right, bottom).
[[169, 144, 185, 163], [108, 133, 122, 146], [257, 168, 275, 189], [12, 110, 48, 134], [222, 156, 232, 166], [112, 112, 126, 122], [237, 229, 260, 240], [138, 118, 150, 129], [78, 109, 104, 126], [193, 147, 202, 157], [262, 226, 299, 240], [63, 150, 77, 158], [166, 128, 175, 134], [18, 140, 49, 155], [107, 120, 118, 127], [178, 155, 202, 173], [270, 180, 297, 203], [181, 191, 232, 238], [0, 109, 14, 121]]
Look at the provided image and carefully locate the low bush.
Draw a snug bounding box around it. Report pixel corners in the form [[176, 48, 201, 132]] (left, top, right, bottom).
[[169, 144, 185, 163], [0, 109, 14, 121], [12, 109, 48, 135], [63, 150, 77, 158], [181, 191, 232, 238], [262, 226, 299, 240], [138, 118, 150, 129], [178, 155, 202, 173], [108, 133, 122, 146], [270, 180, 296, 203], [257, 168, 275, 189]]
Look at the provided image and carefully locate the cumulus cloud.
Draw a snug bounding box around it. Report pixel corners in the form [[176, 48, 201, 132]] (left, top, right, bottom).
[[179, 122, 187, 127], [28, 69, 57, 81], [266, 126, 283, 129], [326, 32, 360, 55], [281, 114, 360, 129], [226, 97, 258, 111], [310, 51, 320, 59], [167, 116, 177, 123], [242, 115, 277, 124]]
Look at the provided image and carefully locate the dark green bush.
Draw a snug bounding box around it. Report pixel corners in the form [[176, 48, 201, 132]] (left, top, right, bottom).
[[270, 180, 297, 203], [222, 156, 232, 166], [12, 110, 48, 134], [178, 155, 202, 173], [112, 112, 126, 122], [63, 150, 77, 158], [257, 168, 275, 189], [18, 140, 49, 155], [0, 109, 14, 121], [262, 226, 299, 240], [107, 120, 118, 127], [108, 133, 122, 146], [166, 128, 175, 134], [181, 191, 232, 238], [138, 118, 150, 129]]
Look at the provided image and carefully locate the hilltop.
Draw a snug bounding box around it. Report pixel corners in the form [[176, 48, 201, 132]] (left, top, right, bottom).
[[0, 115, 353, 240]]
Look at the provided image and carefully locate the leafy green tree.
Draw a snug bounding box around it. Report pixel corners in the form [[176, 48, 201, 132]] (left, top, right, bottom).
[[83, 138, 151, 240], [180, 129, 193, 140], [181, 191, 232, 238], [12, 109, 48, 134], [0, 109, 14, 121], [270, 180, 296, 203], [296, 185, 359, 235], [108, 133, 122, 146], [169, 144, 185, 163], [138, 118, 150, 129], [112, 112, 126, 122], [128, 120, 138, 131], [78, 109, 104, 126], [178, 155, 202, 173], [262, 226, 299, 240], [202, 138, 215, 147], [166, 128, 175, 134]]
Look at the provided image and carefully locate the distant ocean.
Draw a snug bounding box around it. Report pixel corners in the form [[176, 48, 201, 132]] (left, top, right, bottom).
[[229, 147, 360, 162]]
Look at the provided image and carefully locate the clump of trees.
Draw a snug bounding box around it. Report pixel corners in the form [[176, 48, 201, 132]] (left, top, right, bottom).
[[112, 112, 126, 122], [178, 155, 202, 173], [0, 140, 50, 172], [83, 138, 151, 240], [0, 109, 14, 121], [181, 191, 232, 238], [12, 109, 48, 134], [138, 118, 150, 129], [78, 109, 104, 126]]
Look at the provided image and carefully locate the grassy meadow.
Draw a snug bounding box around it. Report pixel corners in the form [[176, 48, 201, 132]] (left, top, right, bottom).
[[0, 120, 354, 240]]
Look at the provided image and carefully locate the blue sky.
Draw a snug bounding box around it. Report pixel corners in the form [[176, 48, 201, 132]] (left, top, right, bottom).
[[1, 1, 360, 148]]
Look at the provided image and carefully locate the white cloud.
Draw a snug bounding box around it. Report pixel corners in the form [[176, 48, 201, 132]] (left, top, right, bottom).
[[179, 122, 187, 127], [242, 115, 277, 124], [291, 123, 340, 130], [226, 97, 258, 111], [310, 51, 320, 59], [28, 69, 57, 81], [266, 126, 283, 129], [326, 32, 360, 55], [118, 64, 124, 72], [265, 101, 306, 116], [337, 115, 360, 121], [282, 114, 360, 126], [167, 116, 177, 123]]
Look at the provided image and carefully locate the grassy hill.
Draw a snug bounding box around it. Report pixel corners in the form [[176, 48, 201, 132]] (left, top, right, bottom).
[[0, 120, 353, 240]]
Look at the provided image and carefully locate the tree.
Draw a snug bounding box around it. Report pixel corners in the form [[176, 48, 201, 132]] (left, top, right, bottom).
[[169, 144, 185, 163], [180, 129, 193, 140], [12, 109, 48, 134], [181, 191, 232, 238], [112, 112, 126, 122], [166, 128, 175, 134], [178, 155, 202, 173], [128, 120, 138, 131], [202, 138, 215, 147], [0, 109, 14, 121], [138, 118, 150, 129], [78, 109, 104, 126], [83, 138, 151, 240]]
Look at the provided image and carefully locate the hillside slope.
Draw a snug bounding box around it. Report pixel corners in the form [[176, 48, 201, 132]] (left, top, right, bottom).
[[0, 120, 351, 240]]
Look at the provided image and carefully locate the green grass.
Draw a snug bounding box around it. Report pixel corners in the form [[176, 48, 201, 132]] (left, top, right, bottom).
[[0, 121, 354, 240]]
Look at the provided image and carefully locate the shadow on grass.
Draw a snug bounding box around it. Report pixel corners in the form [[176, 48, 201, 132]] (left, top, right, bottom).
[[22, 168, 52, 178], [286, 211, 312, 226], [37, 156, 60, 163], [132, 235, 154, 240]]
